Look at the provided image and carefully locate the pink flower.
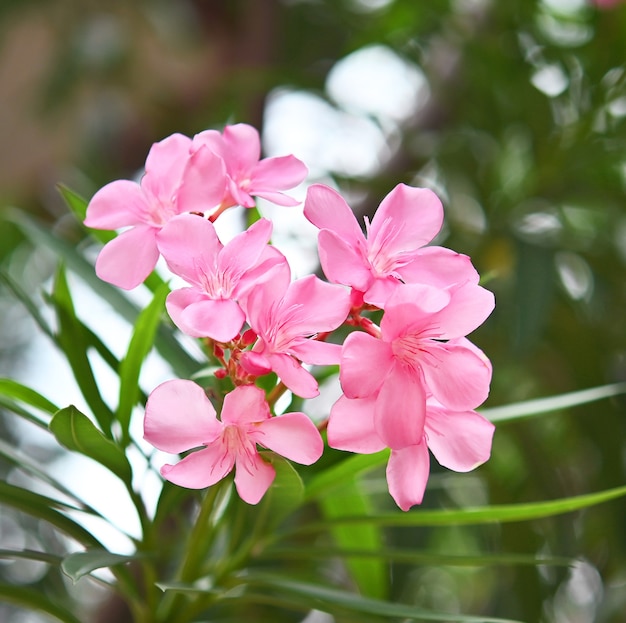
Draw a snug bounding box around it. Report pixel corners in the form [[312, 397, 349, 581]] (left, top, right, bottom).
[[328, 394, 495, 511], [304, 183, 479, 308], [156, 214, 286, 342], [84, 133, 227, 289], [144, 381, 323, 504], [339, 282, 494, 450], [192, 123, 308, 208], [241, 274, 352, 398]]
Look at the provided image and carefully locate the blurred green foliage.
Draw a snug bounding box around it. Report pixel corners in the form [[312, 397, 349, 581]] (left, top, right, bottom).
[[1, 0, 625, 621]]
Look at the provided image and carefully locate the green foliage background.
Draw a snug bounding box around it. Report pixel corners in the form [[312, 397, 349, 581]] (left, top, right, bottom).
[[0, 1, 625, 622]]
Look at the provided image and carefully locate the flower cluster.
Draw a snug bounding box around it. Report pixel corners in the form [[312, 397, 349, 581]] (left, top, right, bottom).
[[85, 122, 495, 510]]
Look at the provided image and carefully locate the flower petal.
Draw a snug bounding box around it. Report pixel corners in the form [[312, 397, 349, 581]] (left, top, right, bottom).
[[317, 229, 371, 291], [142, 133, 193, 201], [386, 443, 430, 511], [327, 395, 386, 454], [157, 214, 222, 286], [340, 331, 393, 399], [84, 180, 149, 229], [397, 246, 479, 288], [234, 452, 275, 505], [254, 412, 323, 464], [369, 184, 443, 254], [161, 445, 233, 489], [144, 379, 221, 453], [425, 406, 494, 472], [421, 341, 492, 411], [252, 154, 308, 192], [95, 225, 159, 290], [222, 123, 261, 176], [270, 353, 319, 398], [304, 184, 365, 242], [179, 298, 245, 342], [374, 364, 426, 450], [221, 385, 270, 426], [289, 339, 342, 365], [176, 145, 228, 214]]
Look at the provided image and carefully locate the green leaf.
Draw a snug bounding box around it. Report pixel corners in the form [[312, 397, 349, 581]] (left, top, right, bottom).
[[0, 481, 102, 547], [261, 546, 575, 567], [259, 454, 305, 532], [0, 548, 62, 565], [57, 184, 90, 225], [481, 381, 626, 423], [291, 484, 626, 532], [320, 480, 387, 599], [0, 584, 83, 623], [61, 549, 142, 584], [0, 378, 59, 414], [305, 450, 389, 501], [50, 265, 115, 432], [117, 283, 169, 444], [50, 405, 132, 485], [242, 573, 524, 623], [0, 437, 100, 513]]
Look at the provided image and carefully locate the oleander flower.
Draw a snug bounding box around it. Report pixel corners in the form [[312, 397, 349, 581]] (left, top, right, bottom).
[[192, 123, 308, 208], [84, 133, 226, 289], [304, 183, 479, 308], [144, 380, 323, 504]]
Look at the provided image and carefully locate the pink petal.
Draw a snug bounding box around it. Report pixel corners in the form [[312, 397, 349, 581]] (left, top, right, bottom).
[[157, 214, 222, 286], [327, 395, 386, 454], [218, 218, 273, 286], [368, 185, 443, 254], [222, 123, 261, 176], [179, 298, 245, 342], [431, 281, 495, 339], [161, 444, 233, 489], [175, 145, 228, 214], [374, 364, 426, 450], [239, 351, 273, 376], [251, 189, 301, 207], [252, 154, 308, 191], [317, 229, 371, 291], [289, 339, 342, 365], [221, 385, 270, 426], [144, 379, 221, 453], [280, 276, 352, 337], [425, 406, 494, 472], [304, 184, 365, 242], [386, 443, 430, 511], [234, 451, 276, 504], [165, 288, 206, 335], [380, 284, 450, 341], [270, 353, 319, 398], [142, 133, 193, 202], [254, 412, 323, 464], [95, 225, 159, 290], [421, 341, 492, 411], [362, 275, 399, 309], [84, 180, 149, 229], [340, 332, 394, 399], [397, 247, 479, 288]]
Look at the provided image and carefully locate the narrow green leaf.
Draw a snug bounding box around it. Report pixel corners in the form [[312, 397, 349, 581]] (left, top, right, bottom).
[[0, 584, 82, 623], [243, 573, 523, 623], [262, 546, 575, 567], [57, 184, 90, 224], [50, 405, 132, 485], [61, 549, 142, 584], [291, 484, 626, 533], [0, 395, 51, 430], [0, 481, 102, 547], [0, 549, 62, 565], [481, 381, 626, 423], [0, 437, 100, 513], [305, 450, 389, 501], [117, 283, 169, 444], [51, 265, 114, 432], [320, 480, 387, 599], [0, 378, 59, 414]]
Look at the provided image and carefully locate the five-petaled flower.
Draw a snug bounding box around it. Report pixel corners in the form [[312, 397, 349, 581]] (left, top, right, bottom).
[[144, 380, 323, 504]]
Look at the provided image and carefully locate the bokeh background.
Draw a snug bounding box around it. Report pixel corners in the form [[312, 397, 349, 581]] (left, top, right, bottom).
[[1, 0, 625, 621]]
